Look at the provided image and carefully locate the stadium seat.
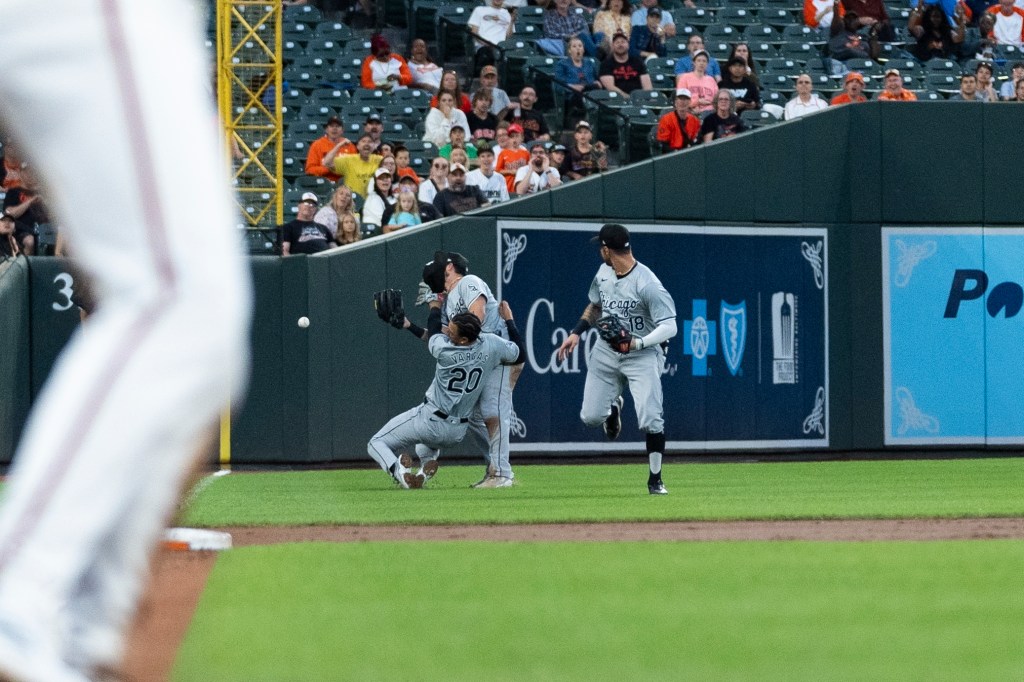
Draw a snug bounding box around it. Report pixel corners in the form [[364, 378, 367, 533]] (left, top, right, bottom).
[[351, 88, 392, 106], [284, 4, 322, 25], [314, 21, 355, 43], [584, 89, 629, 146], [925, 72, 959, 94], [717, 7, 760, 26], [704, 25, 741, 43], [740, 108, 779, 128], [629, 89, 671, 110], [436, 5, 472, 61], [615, 105, 659, 164], [747, 41, 780, 62], [676, 7, 716, 29], [764, 57, 802, 75]]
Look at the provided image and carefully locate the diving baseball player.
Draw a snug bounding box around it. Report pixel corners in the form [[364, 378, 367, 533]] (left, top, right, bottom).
[[420, 251, 524, 488], [0, 2, 251, 680], [557, 224, 677, 494], [368, 292, 525, 488]]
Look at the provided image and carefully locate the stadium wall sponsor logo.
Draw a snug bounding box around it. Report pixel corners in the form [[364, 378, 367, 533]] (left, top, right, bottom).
[[719, 301, 747, 377]]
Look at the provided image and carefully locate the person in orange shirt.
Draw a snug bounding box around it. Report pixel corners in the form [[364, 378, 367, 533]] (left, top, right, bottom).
[[495, 123, 530, 194], [830, 71, 868, 105], [361, 34, 413, 91], [656, 89, 701, 152], [305, 116, 355, 181], [877, 68, 917, 101]]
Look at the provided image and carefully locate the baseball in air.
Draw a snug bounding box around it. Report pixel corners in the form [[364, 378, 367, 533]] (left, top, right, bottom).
[[297, 316, 310, 328]]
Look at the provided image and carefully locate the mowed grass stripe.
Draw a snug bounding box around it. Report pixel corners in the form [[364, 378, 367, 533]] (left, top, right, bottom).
[[181, 458, 1024, 526], [175, 540, 1024, 681]]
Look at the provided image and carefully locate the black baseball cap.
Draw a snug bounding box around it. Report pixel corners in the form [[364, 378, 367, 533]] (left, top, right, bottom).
[[324, 115, 343, 127], [595, 223, 630, 250]]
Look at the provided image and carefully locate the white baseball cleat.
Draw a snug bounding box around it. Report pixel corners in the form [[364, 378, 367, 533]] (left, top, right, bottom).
[[418, 459, 439, 482], [474, 475, 515, 489], [391, 458, 411, 489]]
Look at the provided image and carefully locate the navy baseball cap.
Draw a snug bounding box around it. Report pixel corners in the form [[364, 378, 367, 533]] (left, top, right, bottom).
[[595, 223, 630, 249]]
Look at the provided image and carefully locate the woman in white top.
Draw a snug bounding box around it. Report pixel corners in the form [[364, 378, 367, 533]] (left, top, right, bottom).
[[407, 39, 443, 93], [418, 156, 450, 205], [422, 91, 471, 147], [361, 168, 397, 230], [783, 73, 829, 120]]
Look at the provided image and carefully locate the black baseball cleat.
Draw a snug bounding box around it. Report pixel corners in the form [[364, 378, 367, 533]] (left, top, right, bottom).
[[648, 475, 668, 495], [603, 396, 624, 440]]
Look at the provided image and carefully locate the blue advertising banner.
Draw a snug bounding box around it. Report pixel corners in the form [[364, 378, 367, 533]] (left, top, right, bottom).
[[882, 228, 1024, 445], [496, 221, 829, 452]]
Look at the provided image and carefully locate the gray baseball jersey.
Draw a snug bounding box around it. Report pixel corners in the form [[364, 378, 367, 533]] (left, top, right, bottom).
[[443, 274, 504, 337], [580, 260, 676, 434], [425, 332, 520, 419]]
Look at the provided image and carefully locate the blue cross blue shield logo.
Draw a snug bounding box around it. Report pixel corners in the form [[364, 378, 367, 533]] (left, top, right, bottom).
[[719, 300, 747, 376]]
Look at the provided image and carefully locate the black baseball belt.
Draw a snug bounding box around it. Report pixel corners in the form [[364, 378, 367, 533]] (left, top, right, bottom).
[[424, 399, 469, 423]]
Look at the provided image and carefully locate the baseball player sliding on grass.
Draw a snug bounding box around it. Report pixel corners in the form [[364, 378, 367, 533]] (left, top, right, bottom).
[[557, 224, 677, 495], [369, 291, 525, 488], [0, 2, 251, 680]]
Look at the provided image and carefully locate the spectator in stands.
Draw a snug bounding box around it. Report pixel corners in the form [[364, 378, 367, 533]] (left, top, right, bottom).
[[385, 189, 423, 231], [467, 89, 499, 140], [418, 156, 450, 205], [700, 90, 747, 142], [1015, 78, 1024, 100], [975, 61, 999, 101], [1001, 61, 1024, 99], [950, 72, 985, 100], [424, 91, 472, 147], [314, 185, 359, 239], [467, 141, 511, 202], [784, 74, 829, 119], [434, 163, 490, 216], [557, 37, 603, 114], [475, 65, 514, 117], [829, 10, 880, 60], [407, 39, 443, 93], [540, 0, 602, 57], [2, 166, 46, 256], [988, 0, 1024, 48], [361, 34, 413, 92], [676, 50, 718, 114], [718, 56, 761, 112], [0, 214, 19, 259], [630, 7, 667, 60], [387, 175, 440, 224], [805, 0, 842, 32], [280, 192, 334, 255], [496, 123, 531, 192], [469, 0, 514, 71], [657, 88, 701, 152], [366, 156, 398, 197], [674, 34, 722, 82], [331, 134, 384, 199], [600, 30, 653, 95], [335, 211, 362, 246], [515, 143, 563, 194], [728, 43, 760, 86], [1, 141, 24, 191], [509, 86, 551, 142], [560, 121, 608, 180], [362, 167, 397, 231], [830, 71, 868, 104], [305, 116, 354, 181], [548, 142, 568, 171], [877, 68, 918, 100], [839, 0, 896, 42], [392, 145, 420, 184], [364, 113, 385, 152], [631, 0, 676, 38], [593, 0, 633, 54], [450, 146, 473, 171], [440, 126, 479, 161], [430, 71, 473, 113], [969, 13, 997, 60], [909, 1, 965, 60]]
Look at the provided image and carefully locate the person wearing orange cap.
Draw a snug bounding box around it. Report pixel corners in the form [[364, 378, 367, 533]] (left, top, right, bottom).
[[877, 68, 917, 101], [361, 34, 413, 91], [495, 123, 530, 193], [830, 71, 868, 105]]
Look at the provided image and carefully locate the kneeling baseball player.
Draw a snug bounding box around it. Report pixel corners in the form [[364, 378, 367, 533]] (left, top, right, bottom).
[[368, 290, 525, 488], [557, 224, 677, 494]]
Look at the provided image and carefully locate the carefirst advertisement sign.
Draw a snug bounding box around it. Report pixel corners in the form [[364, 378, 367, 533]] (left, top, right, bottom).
[[496, 220, 829, 452], [883, 228, 1024, 445]]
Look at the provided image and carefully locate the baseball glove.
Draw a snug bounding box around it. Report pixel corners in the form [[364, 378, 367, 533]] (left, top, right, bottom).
[[415, 281, 441, 306], [595, 316, 634, 354], [373, 288, 406, 329]]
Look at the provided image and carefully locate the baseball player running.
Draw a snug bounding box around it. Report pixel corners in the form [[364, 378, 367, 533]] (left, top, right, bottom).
[[557, 224, 677, 494], [368, 293, 525, 488], [0, 2, 250, 680], [419, 251, 524, 488]]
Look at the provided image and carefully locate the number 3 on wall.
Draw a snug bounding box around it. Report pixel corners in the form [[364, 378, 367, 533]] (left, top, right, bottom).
[[53, 272, 75, 312]]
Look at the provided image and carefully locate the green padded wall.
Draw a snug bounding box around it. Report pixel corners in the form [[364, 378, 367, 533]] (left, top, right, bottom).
[[0, 261, 30, 464]]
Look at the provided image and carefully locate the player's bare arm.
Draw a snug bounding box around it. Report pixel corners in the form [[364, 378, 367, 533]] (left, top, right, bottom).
[[557, 302, 602, 361], [469, 294, 487, 322]]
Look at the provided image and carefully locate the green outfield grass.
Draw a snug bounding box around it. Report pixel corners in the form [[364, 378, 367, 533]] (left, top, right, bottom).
[[181, 458, 1024, 526], [175, 540, 1024, 681]]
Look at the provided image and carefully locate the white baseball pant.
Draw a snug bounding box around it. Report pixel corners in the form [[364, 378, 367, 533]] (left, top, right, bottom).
[[0, 1, 250, 680]]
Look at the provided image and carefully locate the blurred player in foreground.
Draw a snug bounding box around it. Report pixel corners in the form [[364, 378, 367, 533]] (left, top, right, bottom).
[[0, 2, 251, 680], [557, 224, 677, 495], [369, 292, 525, 488]]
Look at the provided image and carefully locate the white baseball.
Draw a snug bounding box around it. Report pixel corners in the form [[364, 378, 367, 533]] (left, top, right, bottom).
[[297, 316, 310, 328]]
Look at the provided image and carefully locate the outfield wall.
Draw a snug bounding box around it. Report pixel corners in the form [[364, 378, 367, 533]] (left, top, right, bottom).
[[5, 102, 1023, 463]]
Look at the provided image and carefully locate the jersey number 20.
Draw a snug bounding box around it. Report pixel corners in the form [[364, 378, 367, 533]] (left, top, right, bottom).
[[447, 367, 482, 394]]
